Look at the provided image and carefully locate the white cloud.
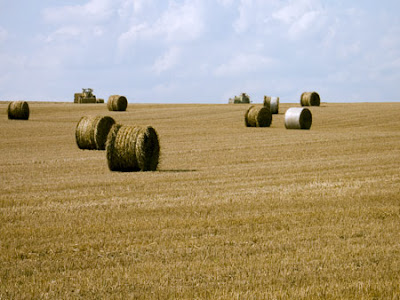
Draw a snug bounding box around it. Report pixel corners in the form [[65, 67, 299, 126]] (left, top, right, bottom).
[[214, 53, 275, 77], [287, 10, 321, 38], [152, 46, 181, 74], [120, 0, 204, 43], [42, 0, 114, 24], [0, 27, 8, 43], [118, 0, 204, 58], [217, 0, 235, 8], [44, 26, 82, 43]]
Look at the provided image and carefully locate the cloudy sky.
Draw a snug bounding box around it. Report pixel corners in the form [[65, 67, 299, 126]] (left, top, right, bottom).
[[0, 0, 399, 103]]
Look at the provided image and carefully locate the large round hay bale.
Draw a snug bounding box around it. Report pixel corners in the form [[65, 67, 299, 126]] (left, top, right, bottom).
[[284, 107, 312, 129], [300, 92, 320, 106], [96, 98, 104, 104], [244, 105, 272, 127], [264, 96, 279, 114], [7, 101, 29, 120], [106, 124, 160, 172], [75, 115, 116, 150], [107, 95, 128, 111]]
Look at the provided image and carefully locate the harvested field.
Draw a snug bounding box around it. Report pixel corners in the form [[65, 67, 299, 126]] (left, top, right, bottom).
[[1, 101, 400, 299]]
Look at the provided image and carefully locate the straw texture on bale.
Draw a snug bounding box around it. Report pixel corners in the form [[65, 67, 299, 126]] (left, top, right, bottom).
[[107, 95, 128, 111], [245, 105, 272, 127], [75, 115, 116, 150], [74, 93, 80, 103], [264, 96, 279, 114], [106, 124, 160, 172], [284, 107, 312, 129], [7, 101, 29, 120], [300, 92, 320, 106]]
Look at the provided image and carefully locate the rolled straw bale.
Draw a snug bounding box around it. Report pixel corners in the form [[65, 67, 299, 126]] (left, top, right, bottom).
[[79, 97, 96, 104], [75, 115, 116, 150], [107, 95, 128, 111], [244, 105, 272, 127], [284, 107, 312, 129], [264, 96, 279, 114], [300, 92, 320, 106], [7, 101, 29, 120], [96, 98, 104, 104], [74, 93, 81, 103], [263, 96, 271, 108], [106, 124, 160, 172]]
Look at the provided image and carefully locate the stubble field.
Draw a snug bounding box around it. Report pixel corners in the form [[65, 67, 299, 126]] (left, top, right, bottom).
[[1, 101, 400, 299]]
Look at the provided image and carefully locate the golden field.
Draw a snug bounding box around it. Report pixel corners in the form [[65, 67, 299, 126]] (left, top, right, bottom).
[[1, 101, 400, 299]]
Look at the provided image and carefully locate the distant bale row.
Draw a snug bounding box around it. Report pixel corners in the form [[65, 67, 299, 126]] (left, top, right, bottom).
[[244, 105, 312, 130], [263, 96, 279, 114], [8, 101, 29, 120], [75, 116, 116, 150], [245, 106, 272, 127], [107, 95, 128, 111], [106, 124, 160, 172], [301, 92, 320, 106]]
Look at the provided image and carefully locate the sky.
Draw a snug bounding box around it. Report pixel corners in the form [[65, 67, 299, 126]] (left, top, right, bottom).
[[0, 0, 399, 103]]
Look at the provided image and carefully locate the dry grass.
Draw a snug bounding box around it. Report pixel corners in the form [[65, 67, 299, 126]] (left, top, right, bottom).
[[1, 101, 400, 299]]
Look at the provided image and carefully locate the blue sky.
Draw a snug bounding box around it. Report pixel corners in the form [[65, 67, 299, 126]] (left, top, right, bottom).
[[1, 0, 399, 103]]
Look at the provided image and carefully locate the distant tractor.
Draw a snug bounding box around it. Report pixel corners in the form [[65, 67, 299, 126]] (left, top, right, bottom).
[[74, 88, 97, 103], [228, 92, 250, 104]]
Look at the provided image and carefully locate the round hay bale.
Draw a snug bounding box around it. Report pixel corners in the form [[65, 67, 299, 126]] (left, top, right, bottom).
[[106, 124, 160, 172], [263, 96, 271, 109], [96, 98, 104, 104], [107, 95, 128, 111], [75, 115, 116, 150], [264, 96, 279, 114], [7, 101, 29, 120], [284, 107, 312, 130], [300, 92, 320, 106], [244, 105, 272, 127], [270, 97, 279, 114]]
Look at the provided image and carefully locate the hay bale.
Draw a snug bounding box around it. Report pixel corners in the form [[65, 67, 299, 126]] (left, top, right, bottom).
[[264, 96, 279, 114], [74, 93, 81, 103], [7, 101, 29, 120], [244, 105, 272, 127], [300, 92, 320, 106], [75, 115, 116, 150], [284, 107, 312, 129], [106, 124, 160, 172], [96, 98, 104, 104], [79, 97, 96, 104], [107, 95, 128, 111], [263, 96, 271, 108]]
